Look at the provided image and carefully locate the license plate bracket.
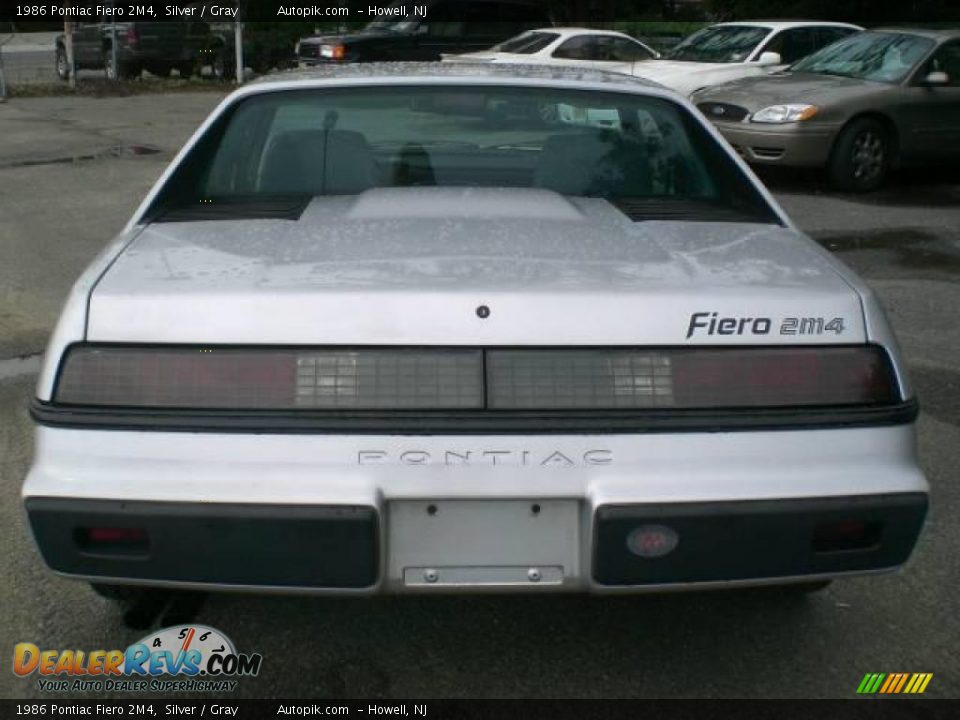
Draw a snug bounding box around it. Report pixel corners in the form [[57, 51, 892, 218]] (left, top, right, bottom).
[[388, 499, 580, 588]]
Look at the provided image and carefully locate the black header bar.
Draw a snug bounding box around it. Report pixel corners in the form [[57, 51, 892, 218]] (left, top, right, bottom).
[[0, 700, 958, 719], [3, 1, 960, 24]]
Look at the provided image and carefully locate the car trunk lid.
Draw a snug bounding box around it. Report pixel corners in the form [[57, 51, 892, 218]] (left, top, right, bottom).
[[88, 188, 865, 346]]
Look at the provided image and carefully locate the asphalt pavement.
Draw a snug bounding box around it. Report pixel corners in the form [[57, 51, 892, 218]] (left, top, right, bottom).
[[0, 91, 958, 699]]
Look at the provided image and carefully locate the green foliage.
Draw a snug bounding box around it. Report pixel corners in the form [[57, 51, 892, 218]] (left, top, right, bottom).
[[704, 0, 960, 22]]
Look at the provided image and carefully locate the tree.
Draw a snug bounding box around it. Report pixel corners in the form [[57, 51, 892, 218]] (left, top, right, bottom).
[[704, 0, 960, 22]]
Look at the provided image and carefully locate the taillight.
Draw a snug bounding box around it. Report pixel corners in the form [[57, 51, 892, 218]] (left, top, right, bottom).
[[487, 346, 899, 409], [669, 346, 899, 408], [55, 347, 483, 410], [320, 44, 346, 61], [124, 26, 139, 45], [53, 345, 900, 411]]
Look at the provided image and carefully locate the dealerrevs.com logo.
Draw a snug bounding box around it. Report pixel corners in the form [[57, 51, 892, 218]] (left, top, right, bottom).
[[13, 625, 262, 693]]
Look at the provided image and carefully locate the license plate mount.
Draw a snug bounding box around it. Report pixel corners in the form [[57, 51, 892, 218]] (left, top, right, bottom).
[[388, 499, 580, 588]]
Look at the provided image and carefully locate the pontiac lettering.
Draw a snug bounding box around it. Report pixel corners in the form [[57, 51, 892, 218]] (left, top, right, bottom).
[[358, 450, 613, 466]]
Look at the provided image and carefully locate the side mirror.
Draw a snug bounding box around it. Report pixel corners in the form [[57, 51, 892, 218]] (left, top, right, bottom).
[[757, 51, 782, 66], [922, 70, 949, 86]]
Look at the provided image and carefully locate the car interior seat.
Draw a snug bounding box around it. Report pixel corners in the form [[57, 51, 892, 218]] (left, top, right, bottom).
[[258, 129, 379, 195], [534, 131, 652, 197], [392, 143, 436, 186]]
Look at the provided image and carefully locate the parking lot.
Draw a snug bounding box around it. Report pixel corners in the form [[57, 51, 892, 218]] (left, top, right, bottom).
[[1, 90, 958, 699]]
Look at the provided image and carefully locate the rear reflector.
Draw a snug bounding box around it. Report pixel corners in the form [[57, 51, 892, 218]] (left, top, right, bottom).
[[75, 527, 149, 556], [813, 520, 882, 553], [54, 345, 899, 410]]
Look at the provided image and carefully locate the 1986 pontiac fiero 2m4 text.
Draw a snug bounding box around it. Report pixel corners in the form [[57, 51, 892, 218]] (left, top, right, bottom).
[[23, 64, 927, 601]]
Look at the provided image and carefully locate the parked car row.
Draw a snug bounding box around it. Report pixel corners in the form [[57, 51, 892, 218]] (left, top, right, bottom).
[[54, 2, 297, 81], [55, 0, 957, 193], [55, 19, 203, 80], [621, 21, 862, 96], [694, 28, 960, 191], [426, 22, 958, 191]]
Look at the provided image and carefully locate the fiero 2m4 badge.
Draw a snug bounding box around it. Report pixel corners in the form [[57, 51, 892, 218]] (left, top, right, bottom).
[[13, 625, 262, 693], [686, 312, 846, 339]]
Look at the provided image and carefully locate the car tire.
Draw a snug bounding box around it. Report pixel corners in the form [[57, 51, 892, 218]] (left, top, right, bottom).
[[103, 48, 117, 80], [90, 583, 153, 607], [55, 45, 69, 81], [90, 584, 175, 629], [104, 49, 139, 81], [151, 64, 173, 78], [828, 117, 891, 192], [210, 52, 227, 81], [769, 579, 833, 594]]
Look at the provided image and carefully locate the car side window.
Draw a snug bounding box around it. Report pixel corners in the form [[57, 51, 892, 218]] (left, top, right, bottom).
[[925, 41, 960, 86], [426, 21, 466, 38], [609, 37, 654, 62], [420, 1, 462, 37], [761, 28, 819, 64], [553, 36, 600, 61], [594, 38, 616, 61], [817, 27, 857, 49]]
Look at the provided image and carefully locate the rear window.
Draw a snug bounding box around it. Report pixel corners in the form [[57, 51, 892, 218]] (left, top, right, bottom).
[[146, 85, 778, 224], [666, 25, 770, 63], [493, 31, 559, 54]]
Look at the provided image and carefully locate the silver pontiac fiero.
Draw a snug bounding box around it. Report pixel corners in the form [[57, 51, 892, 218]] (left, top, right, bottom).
[[23, 63, 927, 603]]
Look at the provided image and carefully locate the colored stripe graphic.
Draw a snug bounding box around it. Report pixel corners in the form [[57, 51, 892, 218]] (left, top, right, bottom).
[[879, 674, 895, 694], [858, 673, 933, 694], [911, 673, 933, 694]]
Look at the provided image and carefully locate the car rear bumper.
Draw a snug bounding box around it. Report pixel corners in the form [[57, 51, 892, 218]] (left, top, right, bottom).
[[27, 494, 927, 592], [23, 424, 929, 594], [710, 121, 841, 168], [297, 58, 346, 68], [118, 46, 193, 65]]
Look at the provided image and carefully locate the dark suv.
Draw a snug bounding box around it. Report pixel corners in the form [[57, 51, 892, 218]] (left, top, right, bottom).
[[297, 0, 552, 65], [55, 18, 204, 80]]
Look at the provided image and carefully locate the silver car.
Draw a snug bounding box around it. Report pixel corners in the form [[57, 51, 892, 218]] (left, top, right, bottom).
[[693, 28, 960, 191], [23, 64, 927, 604]]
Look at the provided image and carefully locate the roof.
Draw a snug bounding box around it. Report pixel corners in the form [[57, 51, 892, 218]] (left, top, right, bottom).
[[530, 27, 633, 38], [716, 20, 862, 30], [871, 26, 960, 40], [250, 61, 665, 90]]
